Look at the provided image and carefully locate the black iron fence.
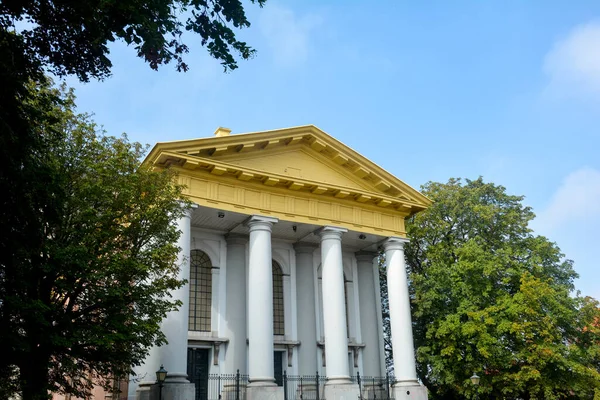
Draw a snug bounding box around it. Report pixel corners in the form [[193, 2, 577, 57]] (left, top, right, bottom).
[[283, 371, 327, 400], [203, 371, 394, 400], [352, 372, 393, 400], [206, 370, 249, 400]]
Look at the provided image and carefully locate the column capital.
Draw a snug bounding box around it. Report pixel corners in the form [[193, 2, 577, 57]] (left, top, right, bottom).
[[294, 242, 318, 254], [245, 215, 278, 232], [355, 251, 377, 263], [382, 237, 409, 251], [316, 226, 348, 241], [180, 202, 198, 219]]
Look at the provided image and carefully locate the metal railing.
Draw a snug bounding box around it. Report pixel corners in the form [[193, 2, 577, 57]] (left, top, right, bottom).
[[353, 372, 393, 400], [201, 371, 393, 400], [283, 371, 327, 400], [206, 370, 249, 400]]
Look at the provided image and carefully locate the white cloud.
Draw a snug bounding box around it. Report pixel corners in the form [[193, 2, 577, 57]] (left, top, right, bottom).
[[543, 21, 600, 99], [534, 167, 600, 233], [259, 5, 323, 66], [531, 167, 600, 299]]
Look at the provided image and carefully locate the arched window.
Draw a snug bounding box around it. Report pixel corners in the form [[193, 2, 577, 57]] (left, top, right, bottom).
[[189, 250, 212, 332], [272, 260, 285, 336]]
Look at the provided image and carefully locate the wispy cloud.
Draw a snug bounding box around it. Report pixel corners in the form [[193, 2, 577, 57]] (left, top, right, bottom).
[[258, 5, 323, 67], [534, 167, 600, 234], [543, 21, 600, 100], [531, 167, 600, 299]]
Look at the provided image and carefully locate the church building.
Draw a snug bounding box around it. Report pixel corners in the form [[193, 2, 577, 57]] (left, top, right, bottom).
[[129, 125, 431, 400]]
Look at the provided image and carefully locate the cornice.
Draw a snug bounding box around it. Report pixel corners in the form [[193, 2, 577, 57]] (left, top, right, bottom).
[[153, 151, 424, 214], [143, 125, 432, 212]]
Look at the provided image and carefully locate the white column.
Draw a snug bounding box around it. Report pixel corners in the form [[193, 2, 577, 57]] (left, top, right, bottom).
[[356, 251, 382, 377], [318, 226, 351, 385], [383, 238, 418, 385], [158, 206, 196, 379], [246, 215, 278, 386], [294, 243, 318, 375]]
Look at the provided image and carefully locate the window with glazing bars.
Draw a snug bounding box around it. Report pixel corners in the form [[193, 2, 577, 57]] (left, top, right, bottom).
[[189, 250, 212, 332], [272, 261, 285, 335]]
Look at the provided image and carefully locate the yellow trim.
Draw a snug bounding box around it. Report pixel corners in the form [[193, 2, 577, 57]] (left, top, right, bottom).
[[144, 125, 431, 238], [216, 145, 375, 192], [144, 125, 431, 206], [175, 169, 407, 238], [156, 151, 422, 211]]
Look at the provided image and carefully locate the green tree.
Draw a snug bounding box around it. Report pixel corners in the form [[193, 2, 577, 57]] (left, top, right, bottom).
[[1, 0, 266, 81], [382, 177, 600, 399], [0, 80, 191, 400], [1, 0, 266, 196], [1, 2, 265, 397], [1, 0, 267, 175], [0, 33, 67, 398]]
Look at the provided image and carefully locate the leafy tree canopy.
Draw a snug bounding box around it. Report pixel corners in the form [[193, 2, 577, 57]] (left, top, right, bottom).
[[0, 80, 191, 400], [1, 0, 266, 81], [0, 1, 265, 398], [0, 0, 265, 193], [384, 178, 600, 399]]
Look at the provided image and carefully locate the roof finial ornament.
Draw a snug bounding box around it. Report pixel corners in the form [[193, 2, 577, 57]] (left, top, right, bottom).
[[214, 127, 232, 137]]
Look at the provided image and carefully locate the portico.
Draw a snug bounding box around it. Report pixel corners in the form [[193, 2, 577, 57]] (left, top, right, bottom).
[[130, 125, 431, 400]]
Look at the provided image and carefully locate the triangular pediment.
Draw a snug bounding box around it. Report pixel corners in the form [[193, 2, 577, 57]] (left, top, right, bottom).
[[144, 125, 431, 214], [215, 146, 374, 192]]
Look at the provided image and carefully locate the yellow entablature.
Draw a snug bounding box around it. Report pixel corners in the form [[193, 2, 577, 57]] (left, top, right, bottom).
[[143, 125, 431, 238]]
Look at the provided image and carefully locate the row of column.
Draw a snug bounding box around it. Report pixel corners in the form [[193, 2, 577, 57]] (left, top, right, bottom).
[[245, 216, 419, 387], [148, 212, 419, 389], [295, 237, 384, 377]]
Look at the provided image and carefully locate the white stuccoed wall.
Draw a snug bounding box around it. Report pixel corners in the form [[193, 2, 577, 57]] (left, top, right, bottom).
[[356, 252, 382, 377], [223, 234, 248, 374], [129, 220, 394, 400], [294, 243, 319, 375]]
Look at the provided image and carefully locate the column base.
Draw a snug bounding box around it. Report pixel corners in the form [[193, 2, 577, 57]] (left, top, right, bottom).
[[139, 373, 195, 400], [392, 382, 428, 400], [135, 381, 153, 400], [246, 385, 284, 400], [326, 375, 352, 385], [361, 382, 389, 399], [324, 383, 360, 400], [248, 377, 277, 387]]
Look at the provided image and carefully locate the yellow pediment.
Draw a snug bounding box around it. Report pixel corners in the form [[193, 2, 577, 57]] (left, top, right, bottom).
[[144, 125, 431, 233], [216, 147, 373, 192]]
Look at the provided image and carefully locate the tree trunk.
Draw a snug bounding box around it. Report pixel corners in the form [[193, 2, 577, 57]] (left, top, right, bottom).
[[19, 349, 51, 400]]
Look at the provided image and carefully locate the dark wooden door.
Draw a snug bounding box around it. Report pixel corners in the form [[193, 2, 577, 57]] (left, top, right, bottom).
[[274, 351, 284, 387], [187, 348, 210, 400]]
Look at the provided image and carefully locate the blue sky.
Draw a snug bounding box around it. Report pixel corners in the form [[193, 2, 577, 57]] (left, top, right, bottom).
[[66, 1, 600, 299]]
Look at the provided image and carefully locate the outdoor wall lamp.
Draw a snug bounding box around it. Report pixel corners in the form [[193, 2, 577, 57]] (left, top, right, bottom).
[[156, 365, 167, 400]]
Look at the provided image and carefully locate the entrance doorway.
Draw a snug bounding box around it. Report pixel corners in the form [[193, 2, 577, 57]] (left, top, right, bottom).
[[274, 351, 284, 386], [187, 348, 210, 400]]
